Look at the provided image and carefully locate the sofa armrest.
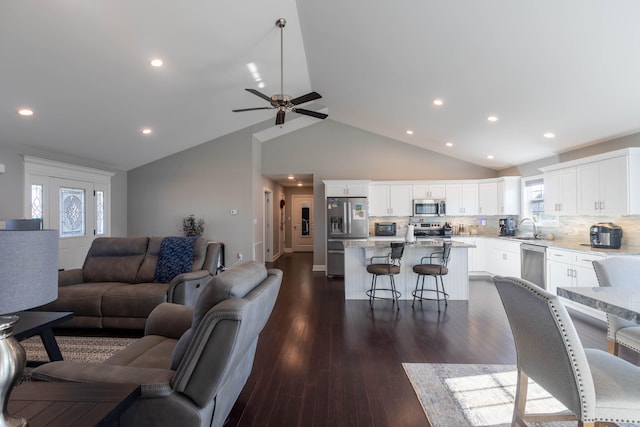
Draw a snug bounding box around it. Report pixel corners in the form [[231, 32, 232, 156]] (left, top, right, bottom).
[[32, 361, 175, 398], [145, 303, 194, 339], [58, 268, 84, 287], [167, 270, 212, 306]]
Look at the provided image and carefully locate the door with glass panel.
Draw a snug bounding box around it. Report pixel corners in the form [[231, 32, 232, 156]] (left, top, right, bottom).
[[49, 178, 97, 270]]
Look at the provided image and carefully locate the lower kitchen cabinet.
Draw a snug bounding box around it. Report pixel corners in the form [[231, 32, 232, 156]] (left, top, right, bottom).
[[453, 236, 485, 272], [488, 238, 521, 277]]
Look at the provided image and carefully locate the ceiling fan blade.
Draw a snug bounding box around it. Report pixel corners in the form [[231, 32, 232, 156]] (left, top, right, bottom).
[[290, 91, 322, 105], [275, 110, 286, 125], [292, 108, 328, 120], [245, 88, 273, 103], [232, 107, 274, 112]]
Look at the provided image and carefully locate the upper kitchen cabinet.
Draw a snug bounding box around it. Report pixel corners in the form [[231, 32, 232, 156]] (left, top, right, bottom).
[[477, 177, 521, 216], [412, 183, 446, 200], [543, 167, 577, 216], [445, 183, 478, 216], [369, 183, 413, 216], [541, 148, 640, 216], [324, 180, 370, 198]]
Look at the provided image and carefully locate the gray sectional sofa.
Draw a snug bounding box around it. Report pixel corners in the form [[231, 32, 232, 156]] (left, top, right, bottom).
[[34, 236, 224, 330], [33, 261, 282, 427]]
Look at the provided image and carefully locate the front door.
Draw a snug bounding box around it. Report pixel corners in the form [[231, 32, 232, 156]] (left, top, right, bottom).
[[292, 195, 313, 252], [50, 178, 96, 270]]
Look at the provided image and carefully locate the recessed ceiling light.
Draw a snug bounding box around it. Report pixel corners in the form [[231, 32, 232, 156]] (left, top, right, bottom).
[[247, 63, 258, 73], [288, 175, 295, 180], [433, 99, 444, 106], [297, 182, 303, 187], [445, 142, 453, 147], [544, 132, 555, 138], [150, 58, 163, 67], [18, 108, 34, 116], [487, 116, 498, 122], [406, 130, 414, 135], [486, 155, 494, 159], [141, 128, 152, 135]]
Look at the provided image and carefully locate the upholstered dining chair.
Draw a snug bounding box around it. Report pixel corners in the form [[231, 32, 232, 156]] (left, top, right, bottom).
[[592, 257, 640, 356], [366, 242, 404, 309], [494, 275, 640, 427], [411, 240, 452, 312]]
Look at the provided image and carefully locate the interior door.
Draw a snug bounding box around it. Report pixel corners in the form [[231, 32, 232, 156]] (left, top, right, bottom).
[[292, 195, 313, 252], [50, 178, 96, 270]]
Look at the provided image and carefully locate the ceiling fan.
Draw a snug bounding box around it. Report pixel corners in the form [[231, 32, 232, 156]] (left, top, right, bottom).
[[232, 18, 328, 126]]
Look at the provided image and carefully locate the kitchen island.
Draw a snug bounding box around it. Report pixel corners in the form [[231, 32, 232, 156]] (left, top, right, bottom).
[[343, 239, 474, 300]]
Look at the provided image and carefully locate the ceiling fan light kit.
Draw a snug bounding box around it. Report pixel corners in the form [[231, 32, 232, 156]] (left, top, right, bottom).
[[232, 18, 328, 126]]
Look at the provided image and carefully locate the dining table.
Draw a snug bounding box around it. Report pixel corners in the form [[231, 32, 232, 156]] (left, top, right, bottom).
[[557, 286, 640, 323]]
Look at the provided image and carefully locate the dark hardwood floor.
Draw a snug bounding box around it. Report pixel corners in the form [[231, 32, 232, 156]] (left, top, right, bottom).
[[227, 252, 639, 427]]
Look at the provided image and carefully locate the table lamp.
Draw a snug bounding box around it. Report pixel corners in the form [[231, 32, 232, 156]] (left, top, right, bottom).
[[0, 229, 58, 427]]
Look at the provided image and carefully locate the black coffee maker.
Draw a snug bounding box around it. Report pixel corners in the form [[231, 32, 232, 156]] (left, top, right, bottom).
[[499, 218, 516, 236]]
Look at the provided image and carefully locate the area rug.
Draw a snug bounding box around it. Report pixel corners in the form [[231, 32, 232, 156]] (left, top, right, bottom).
[[402, 363, 639, 427], [20, 335, 136, 364]]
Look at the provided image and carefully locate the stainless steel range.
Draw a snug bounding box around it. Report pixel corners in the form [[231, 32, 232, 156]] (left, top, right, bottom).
[[411, 221, 452, 238]]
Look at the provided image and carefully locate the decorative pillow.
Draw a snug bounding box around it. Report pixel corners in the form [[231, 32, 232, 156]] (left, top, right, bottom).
[[153, 237, 197, 283]]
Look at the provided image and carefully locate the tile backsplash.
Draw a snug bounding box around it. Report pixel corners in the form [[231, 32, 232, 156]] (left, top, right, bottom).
[[369, 215, 640, 247]]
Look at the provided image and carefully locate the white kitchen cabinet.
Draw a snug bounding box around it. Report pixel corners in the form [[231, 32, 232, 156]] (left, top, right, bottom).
[[453, 236, 485, 272], [324, 180, 370, 197], [487, 238, 521, 277], [445, 183, 478, 216], [497, 177, 521, 215], [543, 167, 577, 215], [577, 156, 628, 215], [412, 183, 446, 200], [478, 182, 498, 215], [546, 248, 605, 296], [369, 183, 412, 216]]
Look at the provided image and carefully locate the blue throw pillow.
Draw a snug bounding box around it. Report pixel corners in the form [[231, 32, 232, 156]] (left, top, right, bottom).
[[153, 237, 197, 283]]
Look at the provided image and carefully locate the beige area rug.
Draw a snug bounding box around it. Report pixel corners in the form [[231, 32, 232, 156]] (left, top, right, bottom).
[[402, 363, 639, 427], [21, 335, 136, 364]]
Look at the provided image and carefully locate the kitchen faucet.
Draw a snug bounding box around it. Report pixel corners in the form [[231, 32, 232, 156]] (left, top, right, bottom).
[[519, 217, 538, 239]]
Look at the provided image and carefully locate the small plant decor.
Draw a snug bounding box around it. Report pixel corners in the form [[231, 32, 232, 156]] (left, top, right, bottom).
[[182, 214, 205, 237]]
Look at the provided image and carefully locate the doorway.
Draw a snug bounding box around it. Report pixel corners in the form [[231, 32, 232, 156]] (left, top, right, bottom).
[[292, 194, 313, 252], [264, 190, 274, 262]]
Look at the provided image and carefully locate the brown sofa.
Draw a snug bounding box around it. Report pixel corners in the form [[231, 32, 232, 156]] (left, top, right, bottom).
[[34, 236, 224, 330]]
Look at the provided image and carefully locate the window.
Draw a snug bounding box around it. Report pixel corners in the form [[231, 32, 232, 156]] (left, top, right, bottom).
[[31, 184, 43, 219], [522, 176, 555, 223]]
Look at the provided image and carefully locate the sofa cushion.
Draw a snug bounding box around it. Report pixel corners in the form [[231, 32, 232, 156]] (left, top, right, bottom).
[[153, 237, 198, 283], [83, 237, 149, 283], [105, 335, 177, 369], [136, 237, 164, 283], [39, 282, 127, 317], [102, 283, 170, 318]]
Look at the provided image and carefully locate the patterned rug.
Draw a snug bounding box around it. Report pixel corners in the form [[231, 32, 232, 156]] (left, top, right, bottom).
[[402, 363, 639, 427], [18, 335, 136, 384]]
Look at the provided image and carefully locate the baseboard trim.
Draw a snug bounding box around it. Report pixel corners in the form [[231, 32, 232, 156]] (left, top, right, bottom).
[[312, 265, 325, 272]]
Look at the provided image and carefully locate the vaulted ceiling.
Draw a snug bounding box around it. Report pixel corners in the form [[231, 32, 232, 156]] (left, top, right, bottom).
[[2, 1, 640, 172]]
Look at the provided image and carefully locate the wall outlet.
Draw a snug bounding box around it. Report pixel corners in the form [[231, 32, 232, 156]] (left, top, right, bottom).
[[237, 252, 243, 260]]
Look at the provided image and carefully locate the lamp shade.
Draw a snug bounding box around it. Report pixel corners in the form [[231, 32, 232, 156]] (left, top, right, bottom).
[[0, 230, 58, 315]]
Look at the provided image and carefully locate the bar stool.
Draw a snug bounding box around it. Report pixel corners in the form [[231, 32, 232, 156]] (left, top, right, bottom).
[[412, 241, 452, 312], [366, 242, 404, 309]]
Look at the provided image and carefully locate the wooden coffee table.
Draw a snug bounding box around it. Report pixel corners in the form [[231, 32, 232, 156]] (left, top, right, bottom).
[[14, 311, 73, 362], [9, 381, 140, 427]]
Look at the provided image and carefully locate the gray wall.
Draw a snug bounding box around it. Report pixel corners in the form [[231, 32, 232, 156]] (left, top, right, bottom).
[[500, 132, 640, 177], [0, 142, 127, 236]]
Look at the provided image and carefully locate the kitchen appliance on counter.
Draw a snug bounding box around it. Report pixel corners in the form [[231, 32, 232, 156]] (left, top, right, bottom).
[[327, 197, 369, 277], [374, 222, 397, 236], [590, 222, 623, 249], [413, 199, 446, 217], [499, 218, 516, 236]]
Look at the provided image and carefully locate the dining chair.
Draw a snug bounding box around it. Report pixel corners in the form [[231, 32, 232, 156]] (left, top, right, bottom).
[[494, 275, 640, 427], [592, 257, 640, 356]]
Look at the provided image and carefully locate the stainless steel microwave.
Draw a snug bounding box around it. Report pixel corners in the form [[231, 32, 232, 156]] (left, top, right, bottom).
[[413, 199, 446, 217]]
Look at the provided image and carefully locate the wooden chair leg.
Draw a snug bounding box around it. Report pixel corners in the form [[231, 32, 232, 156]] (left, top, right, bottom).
[[607, 339, 619, 356], [513, 369, 528, 427]]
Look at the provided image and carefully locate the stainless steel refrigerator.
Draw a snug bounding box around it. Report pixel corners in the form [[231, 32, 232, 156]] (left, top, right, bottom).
[[326, 197, 368, 277]]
